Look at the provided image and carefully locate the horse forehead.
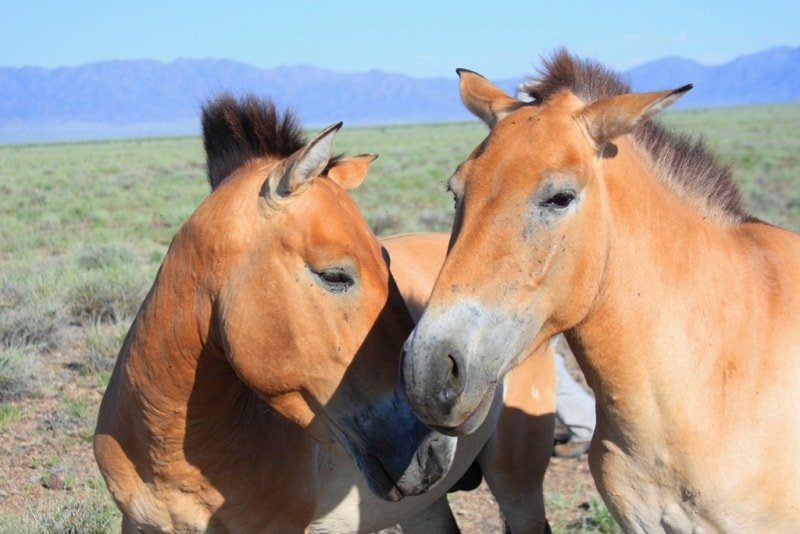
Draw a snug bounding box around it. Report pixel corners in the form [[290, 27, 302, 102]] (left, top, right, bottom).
[[301, 180, 381, 256], [484, 102, 583, 158], [308, 180, 366, 231], [466, 118, 583, 191], [322, 178, 366, 218]]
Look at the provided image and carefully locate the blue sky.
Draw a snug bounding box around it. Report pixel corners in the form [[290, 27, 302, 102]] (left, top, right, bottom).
[[2, 0, 798, 79]]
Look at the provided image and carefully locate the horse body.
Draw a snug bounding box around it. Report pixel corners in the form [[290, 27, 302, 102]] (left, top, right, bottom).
[[577, 138, 800, 532], [96, 94, 554, 533], [96, 95, 455, 532], [401, 51, 800, 531]]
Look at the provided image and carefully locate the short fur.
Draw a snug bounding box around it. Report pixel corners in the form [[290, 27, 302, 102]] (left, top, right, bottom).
[[522, 49, 749, 225]]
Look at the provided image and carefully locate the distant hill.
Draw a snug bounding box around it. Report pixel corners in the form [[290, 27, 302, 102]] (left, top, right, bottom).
[[0, 60, 517, 143], [625, 46, 800, 107], [1, 46, 798, 143]]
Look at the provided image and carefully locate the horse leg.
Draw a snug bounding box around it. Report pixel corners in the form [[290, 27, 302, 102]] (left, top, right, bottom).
[[397, 495, 460, 533], [478, 341, 556, 534]]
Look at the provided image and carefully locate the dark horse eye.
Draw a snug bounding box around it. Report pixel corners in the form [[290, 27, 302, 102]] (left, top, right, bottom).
[[316, 268, 355, 293], [542, 191, 576, 209]]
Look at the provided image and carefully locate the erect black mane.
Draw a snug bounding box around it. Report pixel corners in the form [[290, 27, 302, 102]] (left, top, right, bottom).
[[522, 49, 751, 225], [201, 94, 306, 190]]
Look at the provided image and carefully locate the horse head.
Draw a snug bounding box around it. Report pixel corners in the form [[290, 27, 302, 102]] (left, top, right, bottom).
[[401, 60, 690, 435], [198, 95, 455, 499]]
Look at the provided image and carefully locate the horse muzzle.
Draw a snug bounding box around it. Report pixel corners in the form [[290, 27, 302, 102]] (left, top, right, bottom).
[[400, 338, 498, 436], [338, 393, 457, 501]]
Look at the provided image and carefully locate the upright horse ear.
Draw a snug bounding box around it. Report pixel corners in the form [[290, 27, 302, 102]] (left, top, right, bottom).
[[325, 154, 378, 191], [271, 122, 343, 198], [578, 84, 693, 146], [457, 68, 520, 128]]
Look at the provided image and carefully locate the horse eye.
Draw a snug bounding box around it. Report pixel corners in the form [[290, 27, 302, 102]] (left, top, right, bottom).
[[316, 268, 355, 293], [542, 191, 576, 209]]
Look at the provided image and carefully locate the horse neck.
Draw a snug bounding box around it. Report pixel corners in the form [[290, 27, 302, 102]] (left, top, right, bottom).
[[567, 138, 799, 444], [119, 230, 262, 459], [104, 230, 327, 521]]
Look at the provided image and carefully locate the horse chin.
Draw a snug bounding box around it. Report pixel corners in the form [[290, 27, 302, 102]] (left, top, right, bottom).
[[392, 432, 456, 497], [429, 382, 499, 437], [355, 431, 456, 501], [359, 453, 406, 502], [335, 395, 458, 501]]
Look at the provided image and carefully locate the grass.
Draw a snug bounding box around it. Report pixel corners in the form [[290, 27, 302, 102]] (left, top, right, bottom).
[[42, 394, 98, 444], [0, 103, 798, 531], [663, 104, 800, 229], [82, 317, 131, 376], [0, 403, 21, 428], [0, 274, 62, 350], [337, 122, 486, 235], [545, 482, 619, 534], [0, 344, 41, 401], [67, 266, 146, 324], [61, 396, 92, 421], [0, 478, 121, 534], [580, 497, 620, 533]]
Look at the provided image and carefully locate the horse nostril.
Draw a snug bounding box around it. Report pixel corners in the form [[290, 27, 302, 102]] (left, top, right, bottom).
[[447, 354, 459, 380], [439, 352, 466, 406]]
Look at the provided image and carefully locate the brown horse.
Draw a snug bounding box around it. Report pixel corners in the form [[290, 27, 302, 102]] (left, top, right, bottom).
[[94, 94, 554, 532], [401, 50, 800, 532]]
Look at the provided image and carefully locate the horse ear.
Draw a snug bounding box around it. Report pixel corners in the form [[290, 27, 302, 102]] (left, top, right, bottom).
[[579, 84, 692, 145], [457, 68, 520, 128], [272, 122, 343, 197], [325, 153, 378, 191]]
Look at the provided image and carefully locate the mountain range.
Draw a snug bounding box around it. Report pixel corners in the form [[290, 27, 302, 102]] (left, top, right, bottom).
[[1, 46, 798, 143]]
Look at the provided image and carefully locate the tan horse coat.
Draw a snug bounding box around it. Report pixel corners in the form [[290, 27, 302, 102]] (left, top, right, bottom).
[[401, 51, 800, 532]]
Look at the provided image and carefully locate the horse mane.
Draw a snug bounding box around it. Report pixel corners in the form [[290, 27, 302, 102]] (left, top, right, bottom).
[[522, 49, 751, 226], [201, 94, 307, 190]]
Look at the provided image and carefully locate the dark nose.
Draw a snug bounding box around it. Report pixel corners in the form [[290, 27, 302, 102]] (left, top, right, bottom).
[[401, 339, 466, 422]]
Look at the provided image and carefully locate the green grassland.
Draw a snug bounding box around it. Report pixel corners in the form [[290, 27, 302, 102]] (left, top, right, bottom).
[[0, 103, 798, 532]]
